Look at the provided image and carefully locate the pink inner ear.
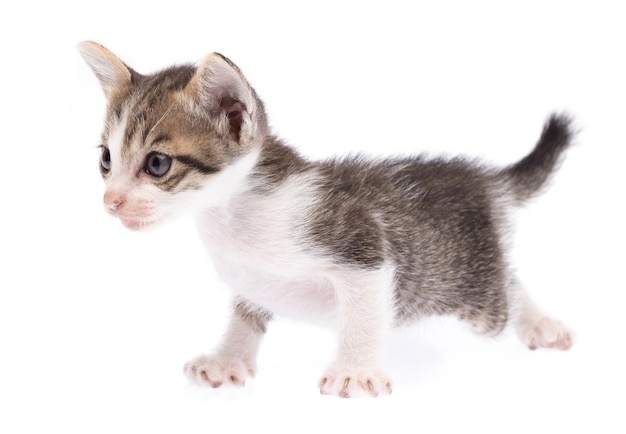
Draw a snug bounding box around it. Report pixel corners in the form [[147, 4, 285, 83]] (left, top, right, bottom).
[[218, 96, 245, 142]]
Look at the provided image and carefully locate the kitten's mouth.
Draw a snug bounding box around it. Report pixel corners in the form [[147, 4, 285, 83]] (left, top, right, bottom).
[[119, 216, 157, 231], [105, 205, 162, 231]]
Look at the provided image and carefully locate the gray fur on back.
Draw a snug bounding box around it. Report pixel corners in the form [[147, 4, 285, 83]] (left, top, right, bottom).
[[285, 115, 574, 334]]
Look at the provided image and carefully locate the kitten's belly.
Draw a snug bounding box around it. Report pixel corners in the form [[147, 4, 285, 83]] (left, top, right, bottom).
[[196, 209, 338, 326], [212, 255, 338, 327]]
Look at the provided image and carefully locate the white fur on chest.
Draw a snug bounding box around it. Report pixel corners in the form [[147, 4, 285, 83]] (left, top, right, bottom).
[[194, 169, 338, 326]]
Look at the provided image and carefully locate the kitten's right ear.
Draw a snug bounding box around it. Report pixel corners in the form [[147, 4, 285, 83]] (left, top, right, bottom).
[[77, 41, 132, 100]]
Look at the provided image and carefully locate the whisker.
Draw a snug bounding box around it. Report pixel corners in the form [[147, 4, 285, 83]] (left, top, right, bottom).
[[145, 103, 175, 144]]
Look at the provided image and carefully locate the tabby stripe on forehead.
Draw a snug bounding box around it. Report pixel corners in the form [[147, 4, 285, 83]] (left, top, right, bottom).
[[176, 155, 220, 174], [124, 112, 143, 145]]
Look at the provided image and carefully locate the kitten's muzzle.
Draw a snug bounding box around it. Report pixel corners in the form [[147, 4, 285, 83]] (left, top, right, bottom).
[[103, 189, 158, 231], [104, 191, 123, 214]]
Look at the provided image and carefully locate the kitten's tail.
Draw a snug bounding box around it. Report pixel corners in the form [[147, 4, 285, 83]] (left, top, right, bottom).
[[500, 113, 575, 204]]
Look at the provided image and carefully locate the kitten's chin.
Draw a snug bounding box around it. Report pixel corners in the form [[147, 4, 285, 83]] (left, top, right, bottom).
[[119, 216, 161, 231]]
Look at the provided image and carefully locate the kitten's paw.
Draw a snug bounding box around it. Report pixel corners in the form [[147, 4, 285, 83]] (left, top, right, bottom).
[[319, 365, 392, 398], [183, 354, 255, 388], [522, 317, 573, 351]]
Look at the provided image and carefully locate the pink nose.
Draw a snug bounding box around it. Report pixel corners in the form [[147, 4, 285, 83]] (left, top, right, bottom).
[[104, 190, 125, 213]]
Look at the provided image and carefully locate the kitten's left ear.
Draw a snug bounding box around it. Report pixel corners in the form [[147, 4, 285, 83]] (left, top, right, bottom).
[[77, 41, 134, 100], [184, 53, 258, 143]]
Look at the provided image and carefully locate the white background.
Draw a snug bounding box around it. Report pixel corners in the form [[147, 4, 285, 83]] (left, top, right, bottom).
[[1, 1, 624, 432]]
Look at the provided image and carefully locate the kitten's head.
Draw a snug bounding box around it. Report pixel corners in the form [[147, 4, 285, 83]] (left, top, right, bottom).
[[78, 41, 268, 230]]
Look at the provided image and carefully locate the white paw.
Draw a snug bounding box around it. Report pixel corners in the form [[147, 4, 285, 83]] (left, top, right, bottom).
[[183, 354, 255, 388], [319, 365, 392, 398], [522, 317, 573, 351]]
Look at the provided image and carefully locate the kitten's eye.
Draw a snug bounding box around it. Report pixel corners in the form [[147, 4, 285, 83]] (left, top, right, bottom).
[[145, 152, 172, 177], [100, 148, 111, 172]]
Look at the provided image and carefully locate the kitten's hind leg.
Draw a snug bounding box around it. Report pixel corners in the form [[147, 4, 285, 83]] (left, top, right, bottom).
[[184, 297, 272, 388], [511, 282, 573, 351]]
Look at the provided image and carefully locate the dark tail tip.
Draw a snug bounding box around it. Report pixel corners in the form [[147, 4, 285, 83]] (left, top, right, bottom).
[[540, 113, 574, 151], [504, 113, 575, 203]]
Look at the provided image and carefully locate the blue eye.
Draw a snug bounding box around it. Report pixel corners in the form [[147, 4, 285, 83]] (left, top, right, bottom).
[[145, 152, 172, 177], [100, 147, 111, 172]]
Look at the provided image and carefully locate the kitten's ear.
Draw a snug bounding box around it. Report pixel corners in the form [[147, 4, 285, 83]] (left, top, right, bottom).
[[77, 41, 133, 100], [185, 53, 257, 142]]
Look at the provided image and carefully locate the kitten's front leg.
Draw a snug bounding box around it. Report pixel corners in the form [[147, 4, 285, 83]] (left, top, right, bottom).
[[320, 266, 394, 398], [184, 297, 271, 388]]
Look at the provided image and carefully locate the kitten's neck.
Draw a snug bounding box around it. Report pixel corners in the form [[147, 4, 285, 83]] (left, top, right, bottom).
[[252, 136, 312, 190], [193, 136, 309, 214]]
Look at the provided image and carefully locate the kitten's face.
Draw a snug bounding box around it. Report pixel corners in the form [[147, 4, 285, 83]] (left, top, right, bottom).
[[79, 42, 265, 230], [99, 76, 229, 230]]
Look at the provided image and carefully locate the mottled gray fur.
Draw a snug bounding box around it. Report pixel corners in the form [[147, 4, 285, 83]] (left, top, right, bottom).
[[253, 115, 573, 335]]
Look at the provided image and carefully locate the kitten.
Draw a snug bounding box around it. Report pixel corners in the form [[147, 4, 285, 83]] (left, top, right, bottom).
[[78, 41, 574, 398]]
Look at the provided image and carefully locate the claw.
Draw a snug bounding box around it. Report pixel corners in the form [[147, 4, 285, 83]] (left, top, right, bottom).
[[339, 377, 351, 398], [362, 379, 378, 397], [385, 382, 393, 394]]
